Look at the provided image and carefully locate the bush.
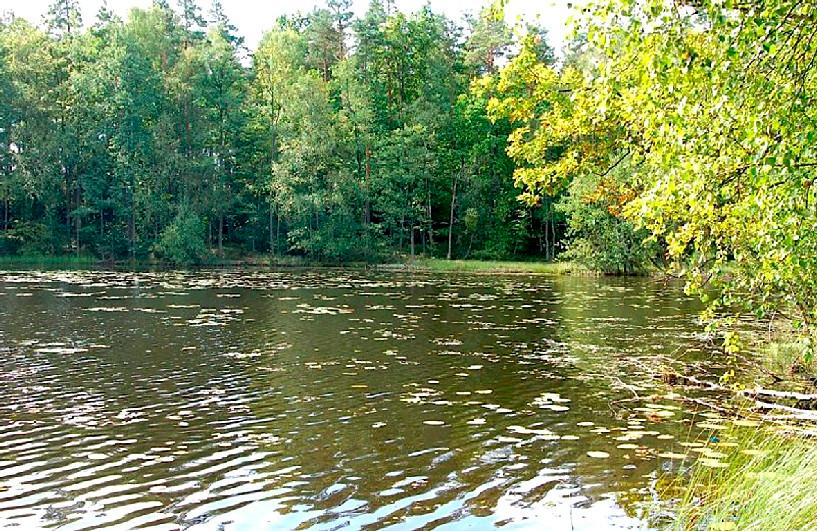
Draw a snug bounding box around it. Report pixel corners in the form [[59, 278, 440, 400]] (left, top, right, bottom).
[[3, 221, 63, 255], [557, 175, 658, 275], [153, 208, 209, 266]]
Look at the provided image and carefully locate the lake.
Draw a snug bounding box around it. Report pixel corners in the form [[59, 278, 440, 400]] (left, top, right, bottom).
[[0, 269, 741, 530]]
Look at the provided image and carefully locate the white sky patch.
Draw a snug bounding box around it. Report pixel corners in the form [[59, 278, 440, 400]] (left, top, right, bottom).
[[3, 0, 575, 54]]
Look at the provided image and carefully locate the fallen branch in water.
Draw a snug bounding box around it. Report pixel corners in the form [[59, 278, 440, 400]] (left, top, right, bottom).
[[654, 367, 817, 421], [632, 357, 817, 425], [610, 375, 642, 398], [740, 388, 817, 402], [751, 399, 817, 421], [679, 396, 738, 416], [654, 370, 728, 392]]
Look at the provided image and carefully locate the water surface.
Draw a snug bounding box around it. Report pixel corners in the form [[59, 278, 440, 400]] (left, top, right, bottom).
[[0, 269, 732, 530]]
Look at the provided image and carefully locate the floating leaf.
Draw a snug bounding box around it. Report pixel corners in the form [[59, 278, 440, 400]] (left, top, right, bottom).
[[698, 458, 727, 468], [697, 422, 728, 430], [658, 452, 687, 459]]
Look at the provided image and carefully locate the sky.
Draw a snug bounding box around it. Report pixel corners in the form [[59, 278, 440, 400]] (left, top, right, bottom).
[[2, 0, 575, 54]]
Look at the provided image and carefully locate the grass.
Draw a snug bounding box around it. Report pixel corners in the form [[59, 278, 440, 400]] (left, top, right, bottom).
[[760, 338, 817, 382], [396, 258, 589, 275], [667, 431, 817, 531], [0, 252, 588, 276], [0, 254, 97, 266]]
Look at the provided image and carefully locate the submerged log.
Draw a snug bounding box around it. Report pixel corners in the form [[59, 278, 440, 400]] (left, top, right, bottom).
[[751, 399, 817, 421], [740, 388, 817, 402]]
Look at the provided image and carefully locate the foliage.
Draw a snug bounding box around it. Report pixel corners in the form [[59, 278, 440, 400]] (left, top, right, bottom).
[[0, 1, 563, 265], [484, 31, 655, 273], [488, 0, 817, 329], [556, 162, 656, 275], [152, 207, 209, 265]]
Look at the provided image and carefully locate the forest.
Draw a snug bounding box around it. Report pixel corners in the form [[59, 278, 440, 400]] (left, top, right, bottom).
[[0, 0, 587, 267], [3, 0, 817, 335], [3, 0, 817, 527]]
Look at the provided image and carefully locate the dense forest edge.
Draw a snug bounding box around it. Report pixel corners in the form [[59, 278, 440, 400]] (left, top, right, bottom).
[[4, 0, 817, 527], [0, 0, 585, 268], [2, 0, 816, 353]]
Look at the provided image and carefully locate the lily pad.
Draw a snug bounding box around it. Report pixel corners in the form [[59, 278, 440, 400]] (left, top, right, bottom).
[[698, 458, 728, 468]]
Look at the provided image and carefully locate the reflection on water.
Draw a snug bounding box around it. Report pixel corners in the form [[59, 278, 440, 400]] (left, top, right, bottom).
[[0, 269, 732, 530]]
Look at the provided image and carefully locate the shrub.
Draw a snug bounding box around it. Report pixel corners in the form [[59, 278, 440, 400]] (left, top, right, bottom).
[[153, 208, 209, 266]]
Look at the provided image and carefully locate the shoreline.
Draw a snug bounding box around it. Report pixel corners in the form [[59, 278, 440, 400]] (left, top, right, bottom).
[[0, 254, 593, 275]]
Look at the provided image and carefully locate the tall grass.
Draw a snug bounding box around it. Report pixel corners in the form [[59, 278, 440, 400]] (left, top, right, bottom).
[[403, 258, 590, 275], [669, 432, 817, 530], [761, 339, 817, 380], [0, 254, 97, 267]]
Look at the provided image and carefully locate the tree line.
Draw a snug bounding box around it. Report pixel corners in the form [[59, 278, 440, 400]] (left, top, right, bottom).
[[0, 0, 572, 264], [491, 0, 817, 343]]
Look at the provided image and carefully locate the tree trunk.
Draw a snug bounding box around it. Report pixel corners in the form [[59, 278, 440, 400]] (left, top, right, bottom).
[[269, 203, 274, 255], [399, 211, 405, 250], [75, 177, 81, 257], [364, 145, 372, 224], [218, 214, 223, 258], [129, 183, 135, 261], [276, 212, 281, 256], [550, 206, 556, 260], [426, 177, 434, 251], [447, 174, 458, 260]]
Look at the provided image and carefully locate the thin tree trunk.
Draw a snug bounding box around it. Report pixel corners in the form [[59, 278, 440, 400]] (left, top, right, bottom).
[[541, 215, 547, 257], [365, 145, 372, 224], [129, 182, 135, 261], [426, 176, 434, 251], [269, 203, 274, 255], [399, 212, 405, 250], [74, 182, 81, 257], [276, 212, 281, 256], [218, 214, 223, 257], [447, 173, 458, 260], [76, 212, 80, 257], [447, 163, 465, 260]]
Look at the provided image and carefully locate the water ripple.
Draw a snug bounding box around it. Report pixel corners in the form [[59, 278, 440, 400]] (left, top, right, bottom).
[[0, 269, 720, 529]]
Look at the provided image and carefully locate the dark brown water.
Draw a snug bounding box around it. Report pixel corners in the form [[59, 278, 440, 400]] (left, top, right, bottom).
[[0, 269, 736, 530]]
